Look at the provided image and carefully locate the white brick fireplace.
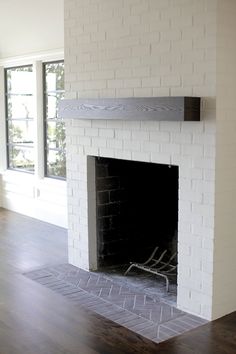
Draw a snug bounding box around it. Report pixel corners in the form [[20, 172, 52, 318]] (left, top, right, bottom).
[[64, 0, 236, 321], [65, 113, 216, 319]]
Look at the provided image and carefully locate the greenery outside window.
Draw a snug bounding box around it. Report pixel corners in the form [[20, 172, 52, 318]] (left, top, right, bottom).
[[5, 65, 35, 172], [43, 61, 65, 179]]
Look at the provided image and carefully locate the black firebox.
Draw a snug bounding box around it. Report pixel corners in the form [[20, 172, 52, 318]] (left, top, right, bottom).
[[95, 157, 179, 268]]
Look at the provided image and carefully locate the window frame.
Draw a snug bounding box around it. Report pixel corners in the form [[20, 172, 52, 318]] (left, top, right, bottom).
[[42, 60, 65, 180], [4, 64, 35, 174]]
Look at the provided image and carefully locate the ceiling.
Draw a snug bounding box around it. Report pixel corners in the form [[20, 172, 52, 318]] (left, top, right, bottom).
[[0, 0, 64, 59]]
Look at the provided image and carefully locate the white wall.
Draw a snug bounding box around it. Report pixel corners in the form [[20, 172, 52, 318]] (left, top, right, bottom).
[[1, 170, 67, 227], [0, 1, 67, 228], [213, 0, 236, 319], [0, 0, 64, 59]]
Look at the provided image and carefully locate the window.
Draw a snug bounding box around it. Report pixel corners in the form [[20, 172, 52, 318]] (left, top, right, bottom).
[[43, 61, 65, 179], [5, 65, 35, 172], [4, 60, 65, 179]]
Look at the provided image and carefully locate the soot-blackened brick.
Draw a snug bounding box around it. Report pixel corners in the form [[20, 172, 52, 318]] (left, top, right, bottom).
[[96, 177, 120, 191], [97, 203, 120, 218], [97, 191, 110, 205]]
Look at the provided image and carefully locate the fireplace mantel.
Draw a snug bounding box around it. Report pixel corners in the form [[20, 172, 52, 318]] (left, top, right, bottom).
[[58, 97, 201, 121]]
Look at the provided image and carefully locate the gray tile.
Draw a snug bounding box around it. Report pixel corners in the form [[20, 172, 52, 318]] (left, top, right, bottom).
[[162, 321, 188, 334], [105, 310, 131, 322], [24, 263, 207, 345], [171, 317, 198, 330], [130, 321, 155, 332], [116, 314, 141, 325], [137, 324, 159, 340], [121, 317, 149, 328]]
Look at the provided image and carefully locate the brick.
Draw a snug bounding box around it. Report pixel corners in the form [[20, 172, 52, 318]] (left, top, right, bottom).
[[123, 78, 141, 88], [123, 121, 141, 130], [99, 129, 114, 138], [194, 157, 215, 169], [171, 62, 193, 75], [92, 137, 107, 148], [116, 88, 134, 97], [182, 26, 205, 40], [161, 143, 181, 155], [131, 151, 150, 162], [115, 130, 131, 140], [182, 144, 204, 157], [114, 150, 132, 160], [134, 87, 152, 97], [141, 121, 160, 131], [152, 87, 170, 96], [151, 65, 171, 76], [91, 120, 107, 128], [99, 147, 115, 158], [92, 70, 115, 80], [181, 122, 204, 133], [171, 132, 192, 144], [123, 140, 141, 152], [84, 146, 99, 156], [77, 136, 91, 147], [132, 66, 150, 77], [171, 87, 193, 96], [131, 131, 149, 141], [160, 122, 181, 133], [182, 49, 205, 63], [131, 2, 149, 15], [107, 139, 123, 150], [106, 121, 123, 129], [150, 132, 170, 143], [161, 75, 181, 87], [142, 141, 160, 153], [151, 153, 171, 165], [161, 29, 181, 41], [115, 68, 133, 79], [132, 45, 150, 57], [183, 74, 204, 86], [142, 77, 161, 88], [194, 133, 215, 146], [91, 31, 106, 42], [85, 128, 99, 137], [107, 79, 123, 89]]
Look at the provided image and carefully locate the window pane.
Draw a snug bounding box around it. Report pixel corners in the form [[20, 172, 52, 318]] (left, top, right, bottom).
[[7, 95, 34, 119], [8, 120, 34, 146], [44, 60, 65, 179], [45, 62, 64, 92], [6, 66, 33, 94], [47, 120, 65, 150], [5, 65, 35, 173], [46, 92, 64, 119], [47, 149, 66, 178], [8, 146, 34, 172]]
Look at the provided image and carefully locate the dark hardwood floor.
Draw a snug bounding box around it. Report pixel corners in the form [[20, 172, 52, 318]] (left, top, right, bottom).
[[0, 208, 236, 354]]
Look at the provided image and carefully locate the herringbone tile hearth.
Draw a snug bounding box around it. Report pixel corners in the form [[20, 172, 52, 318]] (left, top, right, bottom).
[[24, 264, 207, 343]]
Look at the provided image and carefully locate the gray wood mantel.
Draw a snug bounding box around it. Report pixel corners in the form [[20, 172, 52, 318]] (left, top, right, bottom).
[[58, 97, 201, 121]]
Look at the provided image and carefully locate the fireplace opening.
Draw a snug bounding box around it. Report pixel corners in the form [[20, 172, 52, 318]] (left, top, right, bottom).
[[95, 157, 179, 276]]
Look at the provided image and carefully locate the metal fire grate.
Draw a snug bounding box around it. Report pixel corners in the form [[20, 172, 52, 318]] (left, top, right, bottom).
[[124, 247, 177, 292]]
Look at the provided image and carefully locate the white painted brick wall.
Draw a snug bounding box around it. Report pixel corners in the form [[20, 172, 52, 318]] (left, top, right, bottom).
[[64, 0, 217, 320]]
